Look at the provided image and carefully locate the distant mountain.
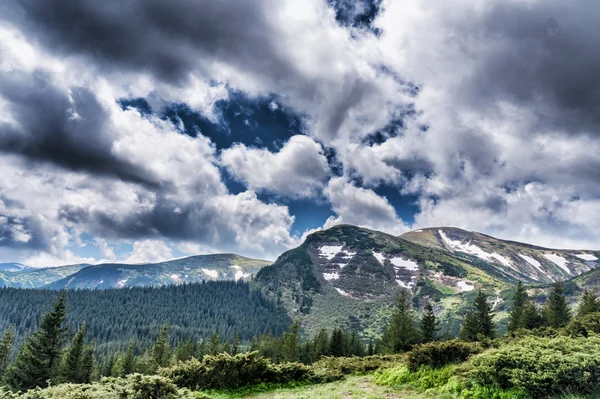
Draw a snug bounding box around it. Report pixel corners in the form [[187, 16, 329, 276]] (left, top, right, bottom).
[[256, 225, 599, 338], [0, 264, 90, 288], [43, 254, 269, 289], [0, 263, 33, 272], [401, 227, 598, 283]]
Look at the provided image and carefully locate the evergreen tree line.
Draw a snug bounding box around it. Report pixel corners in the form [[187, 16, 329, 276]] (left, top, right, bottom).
[[0, 282, 291, 356]]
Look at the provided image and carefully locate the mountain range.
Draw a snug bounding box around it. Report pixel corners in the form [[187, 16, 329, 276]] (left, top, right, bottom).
[[2, 225, 599, 337]]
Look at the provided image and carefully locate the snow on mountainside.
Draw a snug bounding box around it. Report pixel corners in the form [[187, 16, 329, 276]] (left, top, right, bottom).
[[401, 227, 599, 283]]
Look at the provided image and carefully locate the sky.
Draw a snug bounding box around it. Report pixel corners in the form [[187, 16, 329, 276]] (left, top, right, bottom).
[[1, 0, 600, 266]]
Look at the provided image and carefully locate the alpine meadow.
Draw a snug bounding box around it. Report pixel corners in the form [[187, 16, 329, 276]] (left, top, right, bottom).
[[1, 0, 600, 398]]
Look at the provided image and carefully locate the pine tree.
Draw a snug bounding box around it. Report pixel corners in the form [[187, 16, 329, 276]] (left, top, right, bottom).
[[521, 301, 543, 329], [382, 290, 420, 353], [543, 282, 571, 328], [329, 328, 345, 357], [209, 331, 220, 355], [152, 323, 171, 368], [577, 290, 599, 318], [458, 290, 495, 341], [4, 291, 68, 390], [420, 303, 439, 343], [0, 326, 14, 378], [281, 322, 301, 362], [508, 282, 527, 332], [59, 322, 87, 383], [232, 333, 240, 355]]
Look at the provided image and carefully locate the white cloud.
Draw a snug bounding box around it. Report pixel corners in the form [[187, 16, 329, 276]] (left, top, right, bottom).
[[220, 135, 330, 197], [123, 239, 174, 264]]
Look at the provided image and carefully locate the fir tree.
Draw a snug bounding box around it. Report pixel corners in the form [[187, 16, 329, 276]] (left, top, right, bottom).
[[577, 289, 599, 318], [508, 282, 527, 332], [329, 328, 345, 357], [314, 329, 329, 358], [209, 331, 221, 355], [458, 290, 495, 341], [382, 290, 420, 353], [280, 322, 301, 362], [78, 341, 95, 384], [420, 302, 439, 342], [543, 282, 571, 328], [522, 301, 543, 330], [118, 341, 136, 377], [152, 323, 171, 368], [59, 322, 87, 383], [0, 326, 14, 378], [4, 292, 68, 390]]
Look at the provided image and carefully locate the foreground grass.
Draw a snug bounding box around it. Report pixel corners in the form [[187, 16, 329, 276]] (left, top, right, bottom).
[[228, 375, 454, 399]]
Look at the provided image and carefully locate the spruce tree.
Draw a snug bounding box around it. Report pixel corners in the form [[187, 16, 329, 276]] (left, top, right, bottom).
[[458, 290, 495, 341], [209, 331, 220, 355], [59, 322, 87, 383], [281, 322, 301, 362], [420, 302, 439, 342], [508, 282, 527, 332], [543, 282, 571, 328], [577, 290, 599, 318], [383, 290, 420, 353], [314, 329, 329, 358], [118, 341, 136, 377], [329, 328, 344, 357], [78, 341, 95, 384], [521, 301, 543, 330], [4, 292, 68, 390], [232, 333, 240, 355], [0, 326, 14, 378], [152, 323, 170, 368]]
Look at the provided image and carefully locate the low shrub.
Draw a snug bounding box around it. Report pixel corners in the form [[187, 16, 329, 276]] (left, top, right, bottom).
[[565, 313, 600, 337], [373, 364, 454, 391], [159, 351, 338, 391], [407, 340, 484, 371], [460, 335, 600, 398], [0, 374, 194, 399]]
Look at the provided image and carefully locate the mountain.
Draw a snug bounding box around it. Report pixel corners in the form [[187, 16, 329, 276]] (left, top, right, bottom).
[[401, 227, 599, 284], [0, 264, 90, 288], [43, 254, 269, 289], [0, 263, 33, 272], [256, 225, 599, 338]]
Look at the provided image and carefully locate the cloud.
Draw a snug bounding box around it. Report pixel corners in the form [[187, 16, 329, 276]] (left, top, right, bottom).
[[221, 135, 330, 197], [324, 177, 408, 235], [123, 239, 174, 264]]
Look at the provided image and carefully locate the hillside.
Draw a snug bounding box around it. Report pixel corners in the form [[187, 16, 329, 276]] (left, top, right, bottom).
[[401, 227, 599, 283], [256, 225, 599, 338], [0, 254, 270, 290]]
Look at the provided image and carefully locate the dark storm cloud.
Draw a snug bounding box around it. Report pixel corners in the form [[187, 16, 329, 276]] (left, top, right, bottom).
[[327, 0, 382, 32], [462, 1, 600, 135], [4, 0, 289, 85], [0, 73, 159, 186], [0, 212, 45, 250]]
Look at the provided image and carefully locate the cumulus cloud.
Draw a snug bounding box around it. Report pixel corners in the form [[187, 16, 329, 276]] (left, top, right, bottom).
[[221, 135, 330, 197], [123, 239, 174, 264]]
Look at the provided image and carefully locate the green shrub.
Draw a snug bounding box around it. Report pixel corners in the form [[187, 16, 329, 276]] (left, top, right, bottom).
[[373, 364, 454, 390], [566, 313, 600, 337], [159, 351, 337, 391], [407, 340, 484, 371], [461, 335, 600, 398], [0, 374, 194, 399]]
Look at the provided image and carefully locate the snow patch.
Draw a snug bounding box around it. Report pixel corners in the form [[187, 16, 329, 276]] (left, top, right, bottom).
[[543, 253, 571, 274], [201, 268, 219, 278], [337, 263, 348, 269], [335, 287, 350, 297], [439, 230, 513, 268], [414, 229, 423, 232], [170, 274, 180, 280], [340, 249, 356, 258], [390, 257, 419, 271], [323, 272, 340, 281], [518, 254, 545, 273], [319, 245, 343, 260], [372, 251, 386, 265], [396, 279, 415, 289], [575, 253, 598, 261], [117, 279, 128, 287], [230, 265, 241, 270], [491, 297, 503, 310], [457, 281, 475, 292], [234, 270, 251, 280]]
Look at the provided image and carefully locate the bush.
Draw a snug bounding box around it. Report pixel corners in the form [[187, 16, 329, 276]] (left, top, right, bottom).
[[159, 351, 337, 391], [0, 374, 194, 399], [407, 340, 484, 371], [461, 335, 600, 398], [566, 313, 600, 337], [374, 364, 455, 391]]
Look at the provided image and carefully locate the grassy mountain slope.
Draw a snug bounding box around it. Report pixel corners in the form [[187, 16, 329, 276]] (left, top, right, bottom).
[[401, 227, 599, 283], [43, 254, 269, 289]]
